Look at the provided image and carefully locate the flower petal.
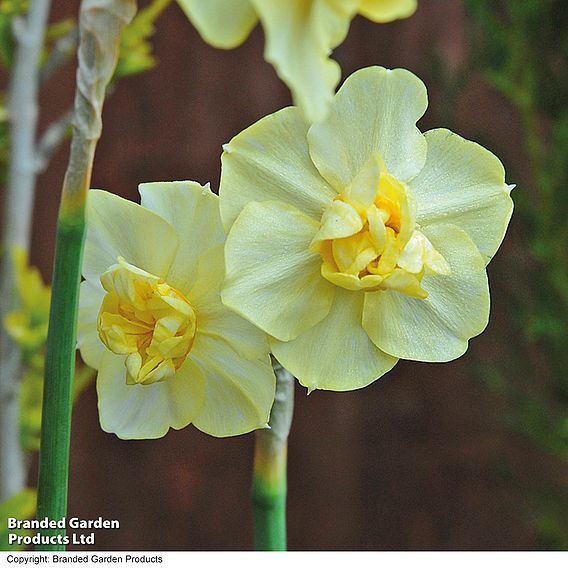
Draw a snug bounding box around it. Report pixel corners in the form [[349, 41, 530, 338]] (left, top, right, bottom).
[[359, 0, 417, 22], [363, 223, 490, 362], [308, 66, 428, 191], [188, 335, 275, 437], [343, 152, 384, 208], [139, 181, 225, 293], [77, 279, 106, 370], [311, 200, 363, 244], [220, 107, 336, 232], [189, 245, 269, 360], [83, 190, 178, 282], [251, 0, 359, 121], [97, 351, 205, 439], [271, 289, 398, 392], [176, 0, 258, 49], [410, 129, 514, 263], [222, 200, 336, 341]]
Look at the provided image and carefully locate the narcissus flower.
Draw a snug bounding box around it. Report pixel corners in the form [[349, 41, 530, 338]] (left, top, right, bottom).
[[77, 181, 275, 439], [220, 66, 514, 392], [176, 0, 417, 121]]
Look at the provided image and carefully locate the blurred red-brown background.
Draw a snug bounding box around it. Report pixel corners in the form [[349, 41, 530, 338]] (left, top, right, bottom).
[[3, 0, 563, 550]]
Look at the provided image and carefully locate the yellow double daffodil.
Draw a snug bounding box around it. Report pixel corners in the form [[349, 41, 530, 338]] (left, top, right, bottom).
[[220, 66, 514, 392], [78, 181, 275, 439], [176, 0, 417, 121]]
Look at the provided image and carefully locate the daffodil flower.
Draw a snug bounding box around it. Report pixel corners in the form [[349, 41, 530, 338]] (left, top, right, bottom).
[[77, 181, 275, 439], [220, 66, 514, 392], [176, 0, 417, 121]]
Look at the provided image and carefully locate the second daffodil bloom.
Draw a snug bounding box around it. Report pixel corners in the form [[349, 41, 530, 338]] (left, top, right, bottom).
[[176, 0, 417, 121], [220, 66, 514, 393], [77, 181, 275, 439]]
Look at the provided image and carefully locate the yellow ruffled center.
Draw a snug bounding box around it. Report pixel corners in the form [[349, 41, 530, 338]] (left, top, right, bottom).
[[312, 156, 450, 298], [97, 258, 197, 386]]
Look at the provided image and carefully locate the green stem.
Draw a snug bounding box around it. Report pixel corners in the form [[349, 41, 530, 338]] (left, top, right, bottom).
[[251, 360, 294, 551], [252, 444, 288, 550], [35, 0, 136, 551], [36, 218, 85, 551]]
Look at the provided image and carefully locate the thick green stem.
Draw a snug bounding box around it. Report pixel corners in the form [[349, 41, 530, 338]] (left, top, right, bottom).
[[35, 0, 135, 551], [251, 360, 294, 551], [252, 444, 288, 551], [35, 218, 85, 550], [35, 136, 96, 552]]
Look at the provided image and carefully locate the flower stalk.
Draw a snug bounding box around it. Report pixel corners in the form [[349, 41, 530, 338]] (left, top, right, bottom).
[[36, 0, 135, 551], [251, 359, 294, 551]]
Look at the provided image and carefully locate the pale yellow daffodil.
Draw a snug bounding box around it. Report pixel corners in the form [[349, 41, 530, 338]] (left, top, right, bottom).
[[220, 66, 514, 392], [176, 0, 417, 121], [78, 181, 275, 439]]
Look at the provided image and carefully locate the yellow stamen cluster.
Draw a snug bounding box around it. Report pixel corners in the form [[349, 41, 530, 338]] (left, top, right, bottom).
[[312, 157, 450, 297], [97, 258, 197, 385]]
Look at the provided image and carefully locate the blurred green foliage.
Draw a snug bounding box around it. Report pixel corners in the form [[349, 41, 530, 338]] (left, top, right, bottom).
[[0, 488, 35, 551], [0, 0, 30, 68], [0, 0, 28, 15], [4, 248, 50, 356], [464, 0, 568, 549], [44, 18, 74, 43], [3, 249, 51, 452], [115, 0, 172, 79]]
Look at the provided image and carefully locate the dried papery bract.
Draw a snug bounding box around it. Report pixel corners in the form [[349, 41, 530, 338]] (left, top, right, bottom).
[[36, 0, 136, 551]]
